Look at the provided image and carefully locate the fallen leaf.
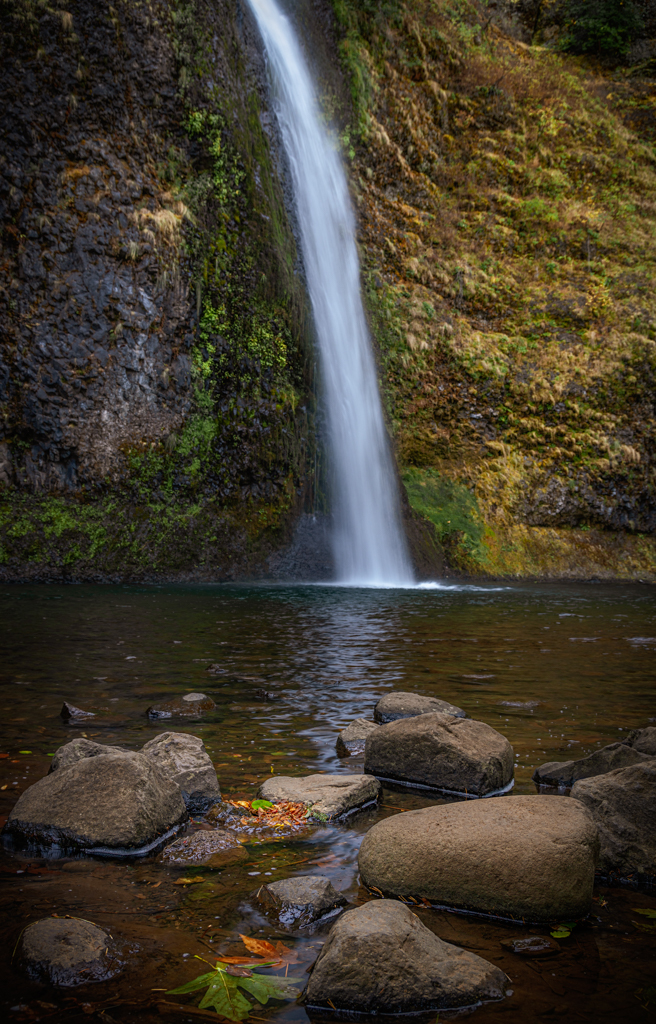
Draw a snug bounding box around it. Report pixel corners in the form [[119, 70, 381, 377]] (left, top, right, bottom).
[[168, 959, 301, 1022], [635, 909, 656, 918], [173, 877, 206, 886]]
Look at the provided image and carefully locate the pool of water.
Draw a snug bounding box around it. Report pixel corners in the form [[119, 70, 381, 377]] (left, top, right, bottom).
[[0, 580, 655, 1023]]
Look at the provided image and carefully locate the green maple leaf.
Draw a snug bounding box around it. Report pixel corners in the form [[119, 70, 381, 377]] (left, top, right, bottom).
[[168, 960, 302, 1021]]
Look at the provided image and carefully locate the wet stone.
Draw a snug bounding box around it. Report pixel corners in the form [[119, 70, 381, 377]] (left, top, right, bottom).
[[374, 691, 466, 724], [141, 731, 221, 813], [19, 917, 122, 987], [60, 701, 95, 720], [533, 741, 653, 789], [304, 900, 508, 1014], [500, 936, 560, 957], [336, 718, 379, 757], [258, 773, 381, 820], [147, 692, 216, 719], [49, 738, 126, 773], [158, 829, 247, 869], [255, 875, 347, 930], [626, 726, 656, 756]]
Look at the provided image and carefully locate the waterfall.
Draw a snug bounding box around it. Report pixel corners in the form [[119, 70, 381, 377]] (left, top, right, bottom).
[[247, 0, 413, 587]]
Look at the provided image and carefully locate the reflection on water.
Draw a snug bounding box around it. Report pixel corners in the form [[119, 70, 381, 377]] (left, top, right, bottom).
[[0, 580, 655, 1022]]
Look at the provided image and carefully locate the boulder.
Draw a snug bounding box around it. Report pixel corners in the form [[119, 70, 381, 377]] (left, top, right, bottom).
[[258, 774, 380, 820], [364, 712, 513, 797], [571, 761, 656, 880], [141, 732, 220, 813], [49, 738, 126, 773], [3, 752, 187, 854], [19, 917, 122, 986], [533, 742, 651, 789], [158, 829, 247, 869], [147, 693, 216, 719], [374, 692, 466, 724], [626, 726, 656, 756], [336, 719, 379, 757], [358, 796, 598, 922], [255, 875, 347, 930], [304, 900, 507, 1013]]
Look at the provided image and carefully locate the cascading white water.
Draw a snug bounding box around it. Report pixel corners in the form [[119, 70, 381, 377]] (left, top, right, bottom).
[[247, 0, 414, 586]]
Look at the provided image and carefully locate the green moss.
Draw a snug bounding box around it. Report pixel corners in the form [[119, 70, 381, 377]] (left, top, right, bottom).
[[403, 467, 487, 568]]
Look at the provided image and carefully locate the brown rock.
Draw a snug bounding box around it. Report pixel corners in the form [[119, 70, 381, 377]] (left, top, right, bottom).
[[374, 691, 466, 723], [147, 693, 216, 719], [258, 773, 380, 820], [533, 742, 651, 789], [158, 829, 247, 868], [336, 719, 379, 757], [358, 795, 599, 922]]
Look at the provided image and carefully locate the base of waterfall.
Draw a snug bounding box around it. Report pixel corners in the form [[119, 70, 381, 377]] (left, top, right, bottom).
[[358, 796, 599, 923], [303, 900, 508, 1014]]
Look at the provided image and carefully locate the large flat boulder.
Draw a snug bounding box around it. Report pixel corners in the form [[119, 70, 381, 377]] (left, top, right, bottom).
[[533, 742, 652, 789], [19, 917, 122, 986], [304, 900, 507, 1013], [141, 732, 221, 813], [159, 829, 247, 868], [374, 692, 466, 723], [255, 875, 347, 930], [571, 761, 656, 880], [258, 774, 380, 820], [336, 719, 379, 757], [364, 712, 513, 797], [3, 752, 187, 854], [358, 796, 598, 922]]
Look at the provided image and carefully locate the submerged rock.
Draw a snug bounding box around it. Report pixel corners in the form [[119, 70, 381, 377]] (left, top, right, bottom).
[[147, 693, 216, 719], [374, 691, 466, 723], [358, 795, 598, 922], [500, 936, 560, 957], [159, 829, 247, 868], [304, 900, 508, 1013], [571, 761, 656, 881], [60, 701, 95, 720], [141, 732, 220, 813], [4, 751, 187, 854], [335, 719, 379, 757], [19, 917, 122, 987], [533, 742, 652, 789], [255, 875, 347, 930], [258, 774, 381, 820], [364, 712, 513, 796]]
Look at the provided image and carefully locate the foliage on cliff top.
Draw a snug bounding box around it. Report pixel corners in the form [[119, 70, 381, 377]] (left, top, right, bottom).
[[332, 0, 656, 574]]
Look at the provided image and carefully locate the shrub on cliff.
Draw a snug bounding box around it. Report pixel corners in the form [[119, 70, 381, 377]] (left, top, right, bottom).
[[560, 0, 643, 55]]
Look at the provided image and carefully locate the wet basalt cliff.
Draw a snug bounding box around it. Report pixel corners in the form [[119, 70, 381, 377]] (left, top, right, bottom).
[[1, 0, 656, 581]]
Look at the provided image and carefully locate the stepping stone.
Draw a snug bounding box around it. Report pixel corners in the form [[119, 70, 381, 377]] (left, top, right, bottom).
[[571, 761, 656, 881], [19, 917, 122, 987], [626, 726, 656, 756], [147, 693, 216, 719], [258, 773, 381, 820], [336, 719, 379, 757], [142, 732, 221, 813], [4, 749, 187, 854], [374, 691, 466, 723], [364, 712, 513, 797], [254, 875, 347, 929], [159, 829, 247, 868], [358, 795, 599, 922], [304, 899, 508, 1013], [534, 741, 652, 789]]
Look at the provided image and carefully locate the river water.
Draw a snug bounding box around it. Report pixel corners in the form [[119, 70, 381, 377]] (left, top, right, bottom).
[[0, 580, 655, 1022]]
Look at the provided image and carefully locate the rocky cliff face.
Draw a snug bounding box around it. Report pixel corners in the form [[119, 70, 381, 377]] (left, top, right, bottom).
[[0, 0, 323, 579]]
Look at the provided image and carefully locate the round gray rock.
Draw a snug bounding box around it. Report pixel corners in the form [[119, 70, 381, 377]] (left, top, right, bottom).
[[571, 761, 656, 880], [3, 752, 187, 854], [258, 774, 381, 820], [533, 741, 652, 789], [364, 712, 513, 796], [358, 795, 599, 922], [159, 829, 247, 868], [304, 900, 508, 1013], [256, 875, 347, 930], [19, 917, 121, 987], [336, 719, 379, 757], [49, 738, 127, 774], [374, 692, 466, 723], [147, 693, 216, 719], [141, 732, 221, 813]]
